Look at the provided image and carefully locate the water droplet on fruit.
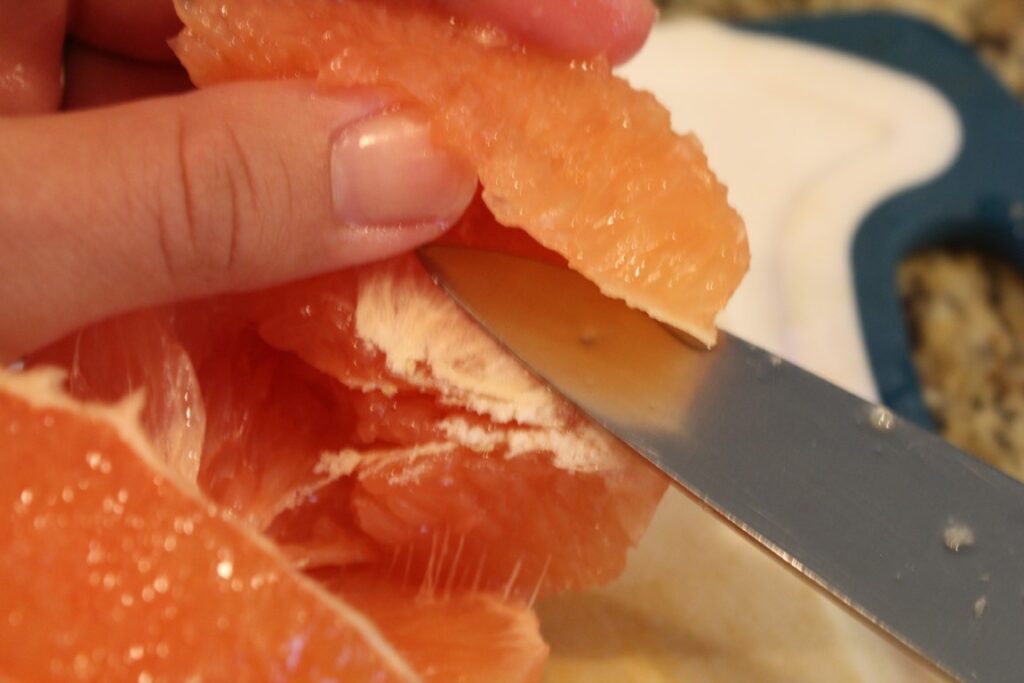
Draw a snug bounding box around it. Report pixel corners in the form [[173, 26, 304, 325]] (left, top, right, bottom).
[[127, 645, 144, 661], [61, 487, 75, 503], [173, 516, 195, 535], [73, 652, 92, 677], [86, 451, 109, 472], [217, 558, 234, 580], [20, 489, 33, 505], [153, 576, 170, 594], [944, 521, 975, 552], [86, 542, 104, 565]]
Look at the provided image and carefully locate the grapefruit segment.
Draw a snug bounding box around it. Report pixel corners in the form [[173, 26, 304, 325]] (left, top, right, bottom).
[[324, 570, 549, 683], [243, 254, 669, 596], [342, 440, 667, 598], [0, 369, 419, 682], [29, 310, 205, 483], [193, 330, 356, 528], [171, 0, 749, 346]]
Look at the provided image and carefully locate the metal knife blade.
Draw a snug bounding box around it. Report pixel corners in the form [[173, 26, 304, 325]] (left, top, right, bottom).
[[417, 245, 1024, 683]]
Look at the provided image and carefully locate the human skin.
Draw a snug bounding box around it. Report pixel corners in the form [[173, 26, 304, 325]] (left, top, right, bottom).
[[0, 0, 655, 362]]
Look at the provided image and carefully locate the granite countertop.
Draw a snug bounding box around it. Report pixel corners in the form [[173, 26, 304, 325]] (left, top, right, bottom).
[[656, 0, 1024, 478]]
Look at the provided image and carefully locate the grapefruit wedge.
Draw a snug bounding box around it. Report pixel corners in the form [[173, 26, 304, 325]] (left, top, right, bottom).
[[0, 369, 416, 682], [172, 0, 749, 347]]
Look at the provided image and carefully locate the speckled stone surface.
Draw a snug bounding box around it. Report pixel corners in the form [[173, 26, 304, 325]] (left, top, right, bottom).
[[901, 251, 1024, 479], [656, 1, 1024, 475]]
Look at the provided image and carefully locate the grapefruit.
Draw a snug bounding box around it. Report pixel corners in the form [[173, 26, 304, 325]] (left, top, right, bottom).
[[171, 0, 749, 347], [0, 369, 550, 682], [30, 310, 206, 483], [34, 246, 669, 599], [0, 370, 416, 682], [324, 570, 549, 683], [9, 0, 752, 678]]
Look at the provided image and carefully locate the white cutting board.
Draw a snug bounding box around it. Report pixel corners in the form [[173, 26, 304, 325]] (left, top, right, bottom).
[[539, 19, 960, 682], [621, 18, 960, 401]]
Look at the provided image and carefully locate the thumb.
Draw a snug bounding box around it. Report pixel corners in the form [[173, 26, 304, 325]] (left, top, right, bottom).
[[0, 81, 477, 360]]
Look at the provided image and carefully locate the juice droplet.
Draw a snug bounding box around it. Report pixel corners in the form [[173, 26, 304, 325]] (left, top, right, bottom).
[[944, 521, 975, 552], [216, 559, 234, 580], [974, 595, 988, 619], [868, 405, 894, 432]]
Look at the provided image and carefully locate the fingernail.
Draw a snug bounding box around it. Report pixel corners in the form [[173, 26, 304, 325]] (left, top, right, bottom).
[[331, 111, 477, 228]]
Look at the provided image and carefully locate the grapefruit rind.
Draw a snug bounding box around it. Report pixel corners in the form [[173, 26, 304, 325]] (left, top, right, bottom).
[[347, 258, 629, 472]]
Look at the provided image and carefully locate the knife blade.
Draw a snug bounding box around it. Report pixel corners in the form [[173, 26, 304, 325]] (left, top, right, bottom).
[[417, 245, 1024, 683]]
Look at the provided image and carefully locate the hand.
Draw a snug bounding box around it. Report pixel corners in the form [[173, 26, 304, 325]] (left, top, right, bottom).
[[0, 0, 655, 363]]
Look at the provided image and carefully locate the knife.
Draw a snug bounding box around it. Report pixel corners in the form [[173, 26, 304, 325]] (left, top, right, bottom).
[[417, 245, 1024, 683]]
